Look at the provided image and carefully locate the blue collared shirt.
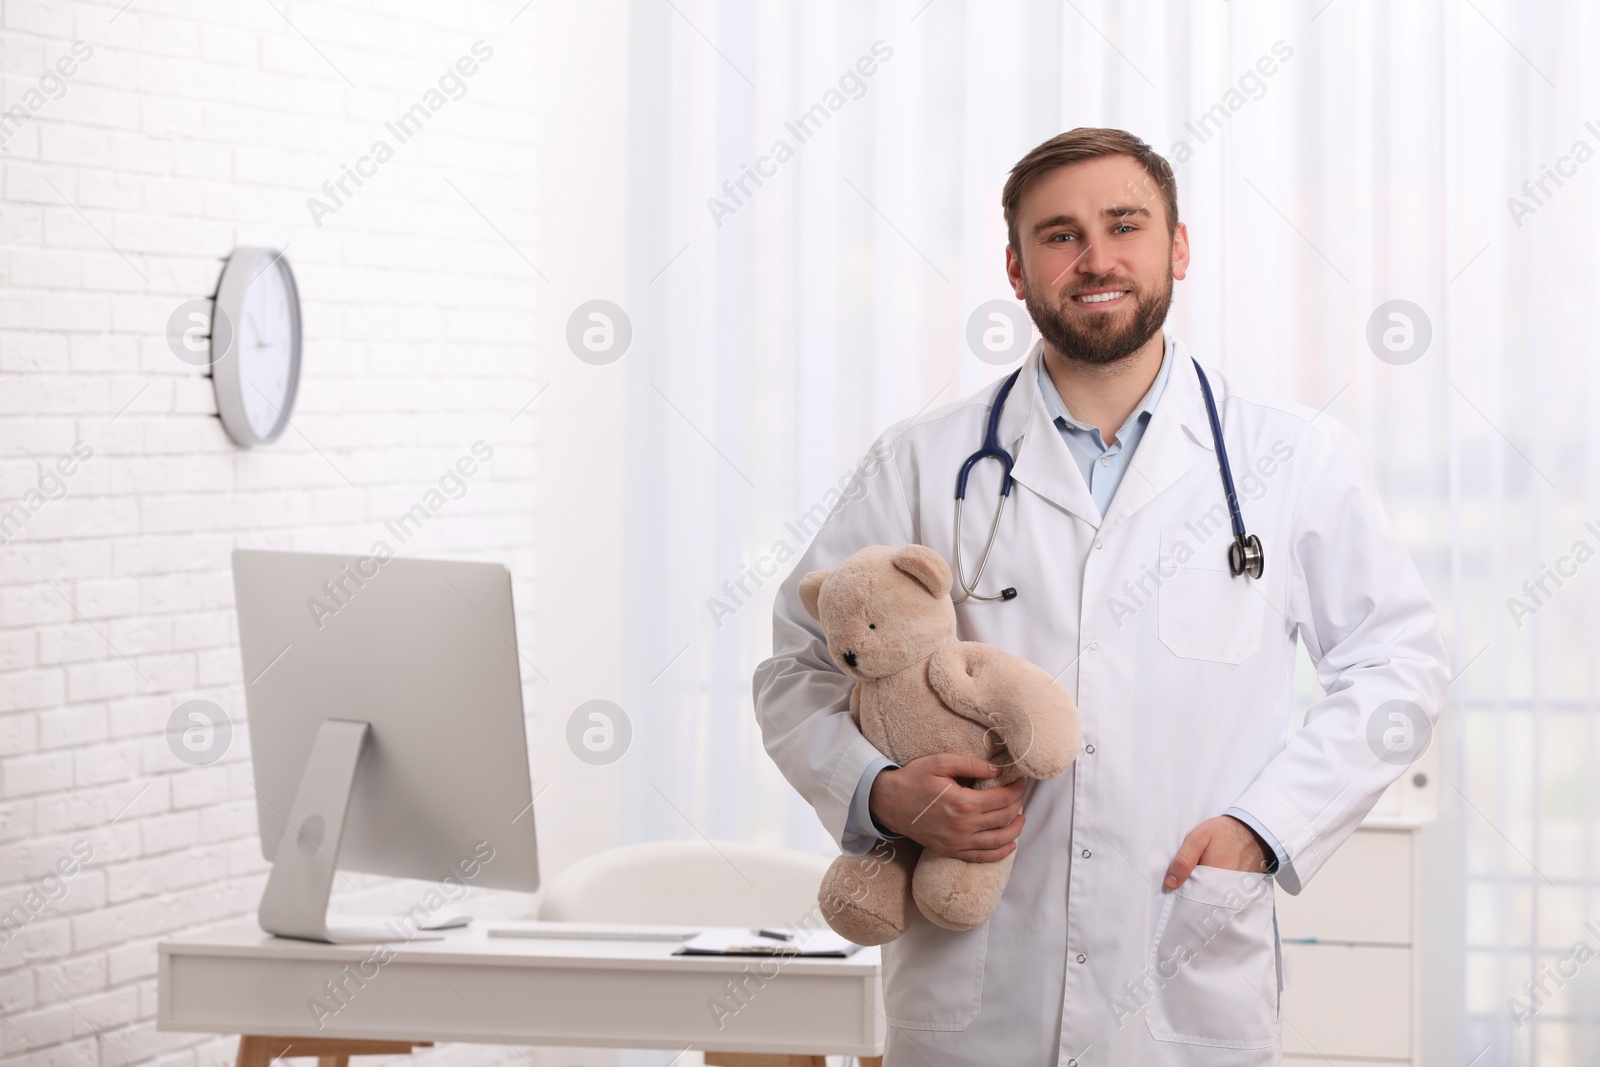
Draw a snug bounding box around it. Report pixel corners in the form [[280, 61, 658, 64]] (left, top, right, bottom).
[[843, 340, 1290, 879], [1035, 333, 1175, 513]]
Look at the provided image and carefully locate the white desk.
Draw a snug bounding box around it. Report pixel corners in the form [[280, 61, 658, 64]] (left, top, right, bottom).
[[157, 919, 885, 1060]]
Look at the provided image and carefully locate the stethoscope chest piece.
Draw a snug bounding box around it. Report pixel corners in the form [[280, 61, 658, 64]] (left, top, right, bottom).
[[1229, 533, 1265, 579]]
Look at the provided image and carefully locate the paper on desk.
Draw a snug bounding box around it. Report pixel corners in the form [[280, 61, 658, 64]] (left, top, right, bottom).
[[673, 927, 863, 957]]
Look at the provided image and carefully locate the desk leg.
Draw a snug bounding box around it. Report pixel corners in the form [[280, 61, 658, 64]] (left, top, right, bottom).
[[235, 1035, 433, 1067]]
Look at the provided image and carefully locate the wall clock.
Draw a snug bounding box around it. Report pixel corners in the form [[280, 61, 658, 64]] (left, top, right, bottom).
[[211, 247, 302, 447]]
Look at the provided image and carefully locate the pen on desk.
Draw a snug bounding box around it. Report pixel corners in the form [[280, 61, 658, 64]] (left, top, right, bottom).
[[754, 928, 793, 941]]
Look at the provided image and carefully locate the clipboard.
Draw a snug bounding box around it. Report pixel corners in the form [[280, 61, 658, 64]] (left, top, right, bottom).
[[672, 927, 864, 957]]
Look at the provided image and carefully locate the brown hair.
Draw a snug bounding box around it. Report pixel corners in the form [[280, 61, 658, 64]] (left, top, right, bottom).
[[1001, 127, 1179, 253]]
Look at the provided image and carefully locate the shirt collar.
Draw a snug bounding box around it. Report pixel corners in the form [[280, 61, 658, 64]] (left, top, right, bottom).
[[1035, 330, 1176, 444]]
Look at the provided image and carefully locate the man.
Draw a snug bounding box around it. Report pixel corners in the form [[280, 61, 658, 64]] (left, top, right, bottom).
[[752, 127, 1448, 1066]]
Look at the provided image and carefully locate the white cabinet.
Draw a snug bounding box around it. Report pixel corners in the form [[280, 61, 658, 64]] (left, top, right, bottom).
[[1276, 817, 1459, 1067], [1281, 942, 1411, 1059]]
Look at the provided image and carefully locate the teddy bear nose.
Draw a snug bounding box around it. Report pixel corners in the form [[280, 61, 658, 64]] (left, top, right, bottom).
[[842, 650, 859, 668]]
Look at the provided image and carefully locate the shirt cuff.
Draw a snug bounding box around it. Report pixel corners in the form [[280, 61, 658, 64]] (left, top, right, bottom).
[[1224, 806, 1288, 878], [844, 755, 903, 843]]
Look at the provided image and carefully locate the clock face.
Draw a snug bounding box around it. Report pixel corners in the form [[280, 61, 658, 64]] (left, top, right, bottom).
[[211, 248, 301, 447], [238, 263, 295, 440]]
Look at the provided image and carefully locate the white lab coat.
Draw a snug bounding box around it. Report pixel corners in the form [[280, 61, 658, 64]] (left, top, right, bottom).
[[751, 333, 1449, 1066]]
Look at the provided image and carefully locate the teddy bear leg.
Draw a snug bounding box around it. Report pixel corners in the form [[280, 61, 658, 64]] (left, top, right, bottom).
[[817, 838, 919, 946], [911, 847, 1016, 932]]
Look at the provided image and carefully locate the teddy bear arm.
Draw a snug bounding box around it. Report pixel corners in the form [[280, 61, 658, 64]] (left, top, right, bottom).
[[923, 644, 992, 730], [986, 653, 1083, 779], [935, 644, 1083, 780]]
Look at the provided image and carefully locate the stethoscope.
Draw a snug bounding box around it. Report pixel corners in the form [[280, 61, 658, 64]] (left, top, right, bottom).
[[952, 356, 1264, 605]]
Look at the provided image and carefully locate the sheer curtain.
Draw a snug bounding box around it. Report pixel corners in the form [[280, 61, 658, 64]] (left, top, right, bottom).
[[614, 1, 1599, 1061]]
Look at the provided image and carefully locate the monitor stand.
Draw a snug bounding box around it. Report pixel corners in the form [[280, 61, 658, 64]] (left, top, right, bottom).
[[257, 718, 457, 944]]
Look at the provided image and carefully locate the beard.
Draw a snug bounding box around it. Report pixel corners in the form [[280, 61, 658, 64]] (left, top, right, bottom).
[[1022, 262, 1174, 368]]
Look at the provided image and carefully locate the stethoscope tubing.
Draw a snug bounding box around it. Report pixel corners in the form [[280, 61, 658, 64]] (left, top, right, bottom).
[[954, 368, 1022, 501], [1189, 358, 1247, 541], [952, 368, 1024, 603], [953, 354, 1261, 602]]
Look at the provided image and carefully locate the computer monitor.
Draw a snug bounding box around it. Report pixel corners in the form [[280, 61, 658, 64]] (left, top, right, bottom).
[[232, 548, 540, 943]]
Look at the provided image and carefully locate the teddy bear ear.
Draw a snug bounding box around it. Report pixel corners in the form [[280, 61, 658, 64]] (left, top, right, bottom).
[[892, 544, 953, 599], [797, 570, 829, 620]]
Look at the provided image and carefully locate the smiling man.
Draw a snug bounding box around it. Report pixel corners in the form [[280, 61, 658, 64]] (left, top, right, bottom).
[[753, 127, 1449, 1066]]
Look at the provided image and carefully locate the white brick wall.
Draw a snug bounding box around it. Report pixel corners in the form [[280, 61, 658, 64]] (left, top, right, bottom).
[[0, 2, 606, 1064]]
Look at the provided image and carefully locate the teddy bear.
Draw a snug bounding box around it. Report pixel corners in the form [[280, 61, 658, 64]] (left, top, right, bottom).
[[798, 543, 1082, 946]]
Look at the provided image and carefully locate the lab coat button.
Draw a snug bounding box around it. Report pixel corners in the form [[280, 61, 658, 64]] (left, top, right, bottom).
[[1081, 849, 1091, 858], [1084, 744, 1094, 753], [1094, 539, 1103, 549], [1088, 640, 1099, 651], [1076, 953, 1086, 963]]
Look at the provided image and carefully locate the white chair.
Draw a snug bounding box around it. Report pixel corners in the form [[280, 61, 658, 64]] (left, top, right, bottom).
[[538, 840, 880, 1067]]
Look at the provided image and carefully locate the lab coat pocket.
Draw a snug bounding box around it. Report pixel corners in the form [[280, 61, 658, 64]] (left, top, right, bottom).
[[881, 913, 991, 1031], [1156, 529, 1264, 663], [1145, 863, 1280, 1049]]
